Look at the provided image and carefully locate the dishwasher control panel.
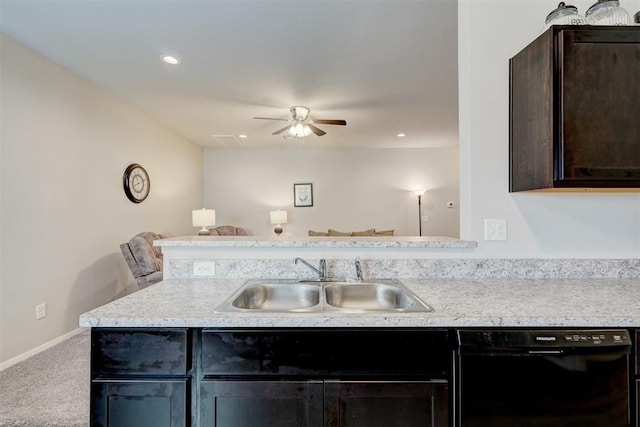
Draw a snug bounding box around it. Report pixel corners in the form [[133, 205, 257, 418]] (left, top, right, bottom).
[[458, 329, 632, 354], [560, 331, 629, 345]]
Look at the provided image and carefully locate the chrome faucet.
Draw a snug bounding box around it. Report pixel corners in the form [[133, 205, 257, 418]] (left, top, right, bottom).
[[294, 257, 327, 280], [354, 257, 364, 281]]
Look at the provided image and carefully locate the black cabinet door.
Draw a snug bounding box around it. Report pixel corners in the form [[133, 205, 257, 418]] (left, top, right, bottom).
[[91, 328, 189, 378], [91, 380, 188, 427], [200, 380, 323, 427], [324, 381, 449, 427], [636, 381, 639, 427], [636, 331, 640, 377]]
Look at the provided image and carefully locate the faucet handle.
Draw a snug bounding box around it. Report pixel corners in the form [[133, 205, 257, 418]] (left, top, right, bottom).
[[319, 259, 327, 279]]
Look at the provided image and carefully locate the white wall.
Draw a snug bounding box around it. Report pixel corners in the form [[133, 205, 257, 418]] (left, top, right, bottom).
[[0, 34, 203, 363], [458, 0, 640, 258], [203, 148, 459, 237]]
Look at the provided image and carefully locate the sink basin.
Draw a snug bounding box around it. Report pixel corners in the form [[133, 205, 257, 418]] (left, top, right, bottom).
[[325, 283, 413, 310], [225, 282, 320, 312], [324, 281, 433, 312], [215, 279, 432, 313]]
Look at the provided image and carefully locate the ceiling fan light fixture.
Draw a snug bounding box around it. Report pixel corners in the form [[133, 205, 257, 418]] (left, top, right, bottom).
[[288, 123, 312, 138]]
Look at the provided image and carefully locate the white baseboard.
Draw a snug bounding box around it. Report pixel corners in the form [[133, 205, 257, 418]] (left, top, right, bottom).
[[0, 327, 88, 371]]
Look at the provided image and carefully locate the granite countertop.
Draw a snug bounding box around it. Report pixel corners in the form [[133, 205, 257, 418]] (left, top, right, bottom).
[[79, 277, 640, 328], [155, 235, 477, 249]]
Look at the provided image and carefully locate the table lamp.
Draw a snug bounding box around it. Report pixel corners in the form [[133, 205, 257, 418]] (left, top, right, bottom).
[[270, 210, 288, 236], [192, 208, 216, 236]]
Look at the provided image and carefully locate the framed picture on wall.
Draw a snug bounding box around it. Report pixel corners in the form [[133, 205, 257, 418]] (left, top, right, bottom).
[[294, 183, 313, 207]]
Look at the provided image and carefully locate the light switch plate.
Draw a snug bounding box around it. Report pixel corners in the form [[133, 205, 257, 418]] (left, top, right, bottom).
[[484, 219, 507, 241]]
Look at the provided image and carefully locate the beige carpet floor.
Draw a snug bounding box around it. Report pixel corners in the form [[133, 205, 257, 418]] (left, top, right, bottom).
[[0, 329, 90, 427]]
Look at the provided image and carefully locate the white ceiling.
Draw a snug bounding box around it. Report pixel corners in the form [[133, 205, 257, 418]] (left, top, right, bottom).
[[0, 0, 458, 149]]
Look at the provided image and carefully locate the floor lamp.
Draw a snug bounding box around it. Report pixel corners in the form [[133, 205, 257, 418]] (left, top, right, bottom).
[[413, 190, 425, 236]]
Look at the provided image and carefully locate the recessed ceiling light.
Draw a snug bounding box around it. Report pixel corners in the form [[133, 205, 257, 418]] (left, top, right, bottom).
[[238, 134, 247, 139], [397, 133, 406, 137], [162, 55, 180, 65]]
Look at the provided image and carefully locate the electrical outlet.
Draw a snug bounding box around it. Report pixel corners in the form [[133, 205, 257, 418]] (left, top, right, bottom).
[[193, 261, 216, 277], [484, 219, 507, 241], [36, 303, 47, 320], [421, 215, 429, 222]]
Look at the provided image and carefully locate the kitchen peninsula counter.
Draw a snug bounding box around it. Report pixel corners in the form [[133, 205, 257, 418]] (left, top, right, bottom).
[[80, 277, 640, 328]]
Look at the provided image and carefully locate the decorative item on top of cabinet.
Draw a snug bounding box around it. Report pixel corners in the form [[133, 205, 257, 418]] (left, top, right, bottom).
[[509, 26, 640, 192]]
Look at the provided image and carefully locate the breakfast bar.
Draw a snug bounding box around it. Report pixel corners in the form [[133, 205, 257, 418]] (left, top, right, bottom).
[[81, 236, 640, 427]]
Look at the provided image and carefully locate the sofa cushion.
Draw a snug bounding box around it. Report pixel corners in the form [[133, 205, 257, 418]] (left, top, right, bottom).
[[211, 225, 248, 236], [328, 229, 352, 236], [352, 229, 376, 236], [374, 229, 395, 236]]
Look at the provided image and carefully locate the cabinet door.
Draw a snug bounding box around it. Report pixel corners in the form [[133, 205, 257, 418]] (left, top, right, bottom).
[[558, 28, 640, 185], [636, 331, 640, 377], [91, 380, 187, 427], [636, 381, 639, 427], [201, 380, 323, 427], [92, 328, 189, 378], [324, 381, 449, 427]]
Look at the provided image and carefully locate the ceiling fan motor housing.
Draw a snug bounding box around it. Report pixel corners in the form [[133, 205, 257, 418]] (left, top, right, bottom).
[[290, 106, 310, 121]]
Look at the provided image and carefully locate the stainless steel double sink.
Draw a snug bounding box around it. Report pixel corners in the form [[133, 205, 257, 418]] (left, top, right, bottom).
[[215, 279, 433, 313]]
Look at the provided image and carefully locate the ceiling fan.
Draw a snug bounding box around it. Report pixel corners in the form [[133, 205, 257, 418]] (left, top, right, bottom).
[[254, 106, 346, 138]]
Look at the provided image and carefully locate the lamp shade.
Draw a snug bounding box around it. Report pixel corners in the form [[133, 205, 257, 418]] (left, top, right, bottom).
[[413, 189, 426, 196], [192, 209, 216, 227], [270, 210, 288, 225]]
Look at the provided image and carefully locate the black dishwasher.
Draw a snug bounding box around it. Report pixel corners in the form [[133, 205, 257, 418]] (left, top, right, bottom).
[[457, 329, 632, 427]]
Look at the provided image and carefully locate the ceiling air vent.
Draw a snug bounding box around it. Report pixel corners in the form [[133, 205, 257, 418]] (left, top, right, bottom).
[[211, 135, 243, 147]]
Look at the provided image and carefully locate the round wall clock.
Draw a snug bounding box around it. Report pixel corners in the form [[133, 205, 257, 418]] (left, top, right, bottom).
[[123, 163, 150, 203]]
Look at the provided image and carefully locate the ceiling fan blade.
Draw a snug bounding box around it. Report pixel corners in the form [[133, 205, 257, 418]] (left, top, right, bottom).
[[253, 117, 289, 121], [272, 125, 291, 135], [307, 123, 327, 136], [312, 119, 347, 126]]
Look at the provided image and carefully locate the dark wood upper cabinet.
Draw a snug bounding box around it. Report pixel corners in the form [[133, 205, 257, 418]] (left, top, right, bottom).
[[509, 26, 640, 192]]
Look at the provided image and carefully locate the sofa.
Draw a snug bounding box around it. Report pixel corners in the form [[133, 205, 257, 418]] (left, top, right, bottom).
[[120, 231, 169, 288], [308, 228, 394, 237]]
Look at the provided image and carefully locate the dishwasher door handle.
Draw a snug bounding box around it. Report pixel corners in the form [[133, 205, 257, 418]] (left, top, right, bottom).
[[528, 350, 564, 355]]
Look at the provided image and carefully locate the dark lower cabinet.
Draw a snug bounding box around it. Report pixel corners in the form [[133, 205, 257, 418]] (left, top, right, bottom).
[[636, 330, 639, 427], [91, 380, 188, 427], [200, 380, 323, 427], [325, 381, 449, 427], [199, 380, 448, 427], [636, 381, 639, 427], [200, 329, 451, 427], [91, 328, 191, 427], [91, 328, 452, 426]]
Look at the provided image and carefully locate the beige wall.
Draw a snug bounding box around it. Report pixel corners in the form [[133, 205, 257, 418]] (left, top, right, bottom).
[[203, 147, 460, 238], [0, 34, 203, 363]]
